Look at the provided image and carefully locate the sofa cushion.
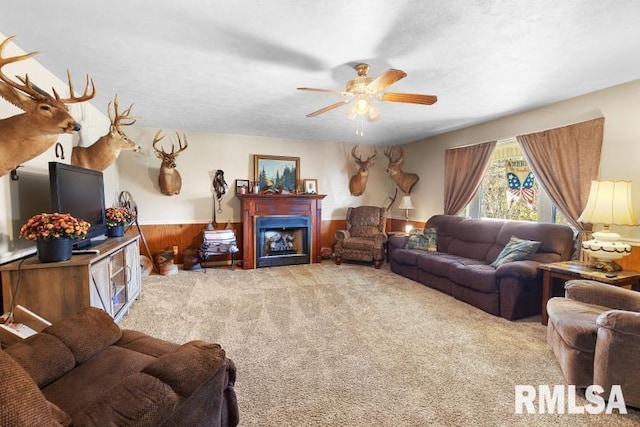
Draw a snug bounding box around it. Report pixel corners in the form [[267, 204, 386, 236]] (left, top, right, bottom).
[[44, 307, 123, 364], [391, 248, 420, 266], [42, 345, 156, 419], [0, 350, 63, 427], [416, 253, 475, 277], [490, 236, 541, 268], [5, 332, 75, 388], [71, 372, 180, 426], [449, 263, 499, 293], [546, 298, 605, 352]]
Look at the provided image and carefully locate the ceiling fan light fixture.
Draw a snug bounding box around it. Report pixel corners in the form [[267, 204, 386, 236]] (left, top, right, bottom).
[[367, 103, 380, 122], [355, 98, 369, 115]]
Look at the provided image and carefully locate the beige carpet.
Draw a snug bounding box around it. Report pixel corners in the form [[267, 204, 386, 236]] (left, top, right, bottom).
[[120, 261, 639, 426]]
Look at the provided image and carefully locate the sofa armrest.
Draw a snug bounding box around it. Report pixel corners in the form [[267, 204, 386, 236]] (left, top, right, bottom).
[[494, 260, 541, 280], [388, 234, 409, 250], [335, 230, 350, 241], [566, 280, 640, 312]]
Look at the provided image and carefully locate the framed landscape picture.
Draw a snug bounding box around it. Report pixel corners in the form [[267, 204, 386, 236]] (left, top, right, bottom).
[[254, 155, 299, 192]]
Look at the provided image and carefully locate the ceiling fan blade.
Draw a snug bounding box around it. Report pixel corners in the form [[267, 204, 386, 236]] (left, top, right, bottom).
[[306, 99, 352, 117], [379, 92, 438, 105], [297, 87, 350, 96], [366, 69, 407, 93]]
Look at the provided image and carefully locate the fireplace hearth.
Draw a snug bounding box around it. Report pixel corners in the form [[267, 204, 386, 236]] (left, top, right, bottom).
[[256, 215, 310, 268]]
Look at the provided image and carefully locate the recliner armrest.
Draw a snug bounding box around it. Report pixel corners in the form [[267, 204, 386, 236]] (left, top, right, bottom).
[[566, 280, 640, 312], [335, 230, 350, 241], [372, 232, 388, 248], [597, 310, 640, 338]]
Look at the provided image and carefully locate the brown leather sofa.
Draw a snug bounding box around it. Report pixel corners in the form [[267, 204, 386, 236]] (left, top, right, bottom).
[[388, 215, 574, 319], [0, 307, 239, 426], [547, 280, 640, 407]]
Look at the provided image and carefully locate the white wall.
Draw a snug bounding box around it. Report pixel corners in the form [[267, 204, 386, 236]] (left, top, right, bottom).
[[402, 79, 640, 239], [117, 127, 394, 224]]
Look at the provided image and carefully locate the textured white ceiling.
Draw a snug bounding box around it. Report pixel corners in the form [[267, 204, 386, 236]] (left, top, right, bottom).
[[2, 0, 640, 145]]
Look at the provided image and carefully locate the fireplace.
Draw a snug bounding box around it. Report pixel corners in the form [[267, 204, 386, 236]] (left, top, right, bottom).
[[238, 194, 325, 269], [256, 215, 310, 267]]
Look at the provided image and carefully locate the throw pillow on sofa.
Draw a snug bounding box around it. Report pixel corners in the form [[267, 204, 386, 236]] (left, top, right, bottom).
[[404, 228, 437, 252], [490, 236, 541, 268]]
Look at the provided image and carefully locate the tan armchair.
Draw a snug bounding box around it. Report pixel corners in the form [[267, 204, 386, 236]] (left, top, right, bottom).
[[547, 280, 640, 407], [334, 206, 387, 269]]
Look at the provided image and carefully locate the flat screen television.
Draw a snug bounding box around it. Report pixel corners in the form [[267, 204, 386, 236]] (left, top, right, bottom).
[[49, 162, 107, 247]]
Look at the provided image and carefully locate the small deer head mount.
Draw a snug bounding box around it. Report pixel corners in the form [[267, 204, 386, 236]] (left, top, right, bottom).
[[349, 145, 377, 196], [384, 146, 419, 194], [0, 36, 95, 176], [71, 95, 141, 171], [153, 130, 188, 196]]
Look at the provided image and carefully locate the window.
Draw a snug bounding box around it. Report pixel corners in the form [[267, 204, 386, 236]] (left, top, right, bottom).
[[464, 139, 569, 225]]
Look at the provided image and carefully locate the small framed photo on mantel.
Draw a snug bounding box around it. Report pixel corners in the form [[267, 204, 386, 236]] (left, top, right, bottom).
[[235, 179, 250, 195], [303, 179, 318, 194]]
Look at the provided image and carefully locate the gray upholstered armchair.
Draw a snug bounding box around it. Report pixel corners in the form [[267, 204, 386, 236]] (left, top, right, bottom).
[[334, 206, 387, 269], [547, 280, 640, 407]]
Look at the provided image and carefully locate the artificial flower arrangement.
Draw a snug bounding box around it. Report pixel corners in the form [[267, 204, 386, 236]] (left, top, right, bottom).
[[105, 206, 136, 228], [20, 212, 91, 241]]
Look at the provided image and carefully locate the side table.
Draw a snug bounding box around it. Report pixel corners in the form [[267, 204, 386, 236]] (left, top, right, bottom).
[[539, 261, 640, 325]]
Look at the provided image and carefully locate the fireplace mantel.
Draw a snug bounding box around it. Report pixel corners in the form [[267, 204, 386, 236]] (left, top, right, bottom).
[[238, 194, 326, 269]]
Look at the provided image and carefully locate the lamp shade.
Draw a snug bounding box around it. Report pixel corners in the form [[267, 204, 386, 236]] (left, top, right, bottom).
[[578, 180, 638, 225], [398, 196, 415, 210]]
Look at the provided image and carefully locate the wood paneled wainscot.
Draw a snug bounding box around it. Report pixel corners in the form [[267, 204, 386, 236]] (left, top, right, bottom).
[[239, 194, 326, 269], [1, 235, 141, 323]]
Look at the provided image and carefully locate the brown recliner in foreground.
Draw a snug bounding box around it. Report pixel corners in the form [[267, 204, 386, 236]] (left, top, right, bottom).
[[0, 307, 239, 426], [334, 206, 387, 269], [546, 280, 640, 407]]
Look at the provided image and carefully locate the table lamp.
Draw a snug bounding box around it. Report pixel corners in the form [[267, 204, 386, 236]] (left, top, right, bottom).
[[398, 195, 415, 233], [577, 180, 638, 271]]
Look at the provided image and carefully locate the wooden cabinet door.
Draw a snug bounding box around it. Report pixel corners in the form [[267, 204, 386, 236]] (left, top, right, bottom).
[[89, 257, 112, 315]]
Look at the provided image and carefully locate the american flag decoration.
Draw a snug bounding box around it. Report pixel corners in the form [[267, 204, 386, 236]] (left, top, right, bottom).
[[506, 160, 535, 207]]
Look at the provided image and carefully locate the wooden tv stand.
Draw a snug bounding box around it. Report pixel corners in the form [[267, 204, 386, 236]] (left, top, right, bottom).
[[1, 235, 141, 324]]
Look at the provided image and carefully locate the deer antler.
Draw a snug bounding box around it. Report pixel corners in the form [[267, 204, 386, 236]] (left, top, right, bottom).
[[52, 70, 95, 103], [152, 130, 166, 153], [352, 145, 377, 166], [171, 132, 188, 155], [109, 95, 139, 129], [0, 36, 42, 102], [384, 146, 403, 164]]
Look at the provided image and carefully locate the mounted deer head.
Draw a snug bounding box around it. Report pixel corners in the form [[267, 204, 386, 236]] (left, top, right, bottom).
[[0, 36, 95, 176], [71, 95, 141, 171], [153, 130, 188, 196], [384, 146, 419, 194], [349, 145, 377, 196]]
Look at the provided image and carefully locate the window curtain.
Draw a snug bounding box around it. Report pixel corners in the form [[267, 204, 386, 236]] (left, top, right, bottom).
[[444, 140, 497, 215], [516, 117, 604, 257]]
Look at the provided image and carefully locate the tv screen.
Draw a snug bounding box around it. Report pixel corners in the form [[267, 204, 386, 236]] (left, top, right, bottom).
[[49, 162, 107, 244]]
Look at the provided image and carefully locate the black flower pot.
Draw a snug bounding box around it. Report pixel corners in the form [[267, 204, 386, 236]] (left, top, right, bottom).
[[36, 238, 73, 263], [107, 224, 125, 237]]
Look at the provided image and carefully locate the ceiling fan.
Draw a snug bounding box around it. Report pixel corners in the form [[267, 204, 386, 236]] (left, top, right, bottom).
[[297, 63, 438, 123]]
